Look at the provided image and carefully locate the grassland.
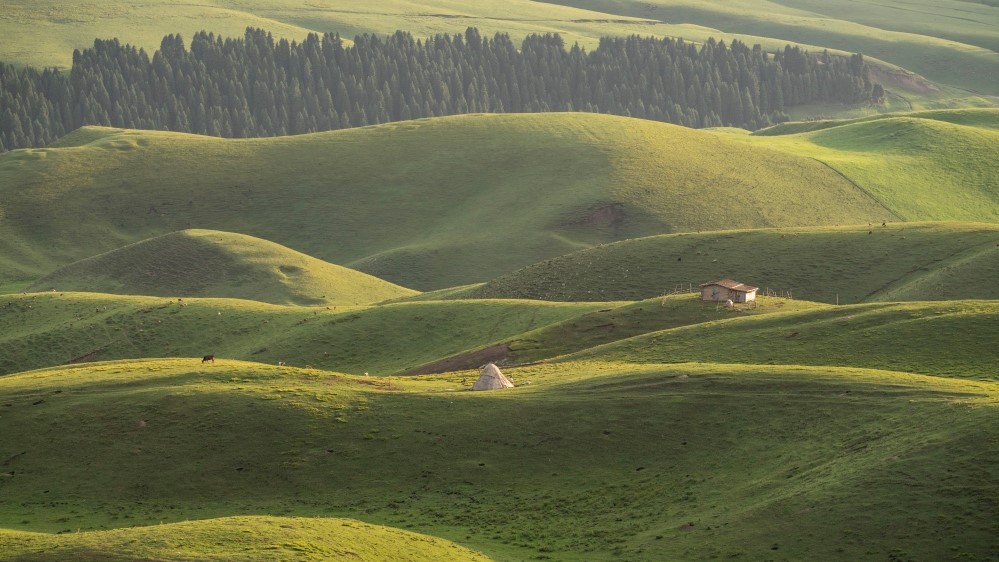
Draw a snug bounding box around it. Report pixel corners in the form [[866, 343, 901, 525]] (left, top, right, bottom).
[[543, 0, 999, 96], [0, 516, 489, 561], [27, 229, 418, 306], [571, 298, 999, 381], [463, 222, 999, 303], [0, 292, 612, 376], [0, 359, 995, 560], [0, 0, 661, 70], [0, 113, 897, 290]]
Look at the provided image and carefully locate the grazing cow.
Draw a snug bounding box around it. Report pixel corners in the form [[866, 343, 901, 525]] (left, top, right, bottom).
[[202, 354, 215, 363]]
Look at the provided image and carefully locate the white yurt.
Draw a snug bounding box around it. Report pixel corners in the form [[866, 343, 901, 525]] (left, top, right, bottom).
[[471, 363, 515, 391]]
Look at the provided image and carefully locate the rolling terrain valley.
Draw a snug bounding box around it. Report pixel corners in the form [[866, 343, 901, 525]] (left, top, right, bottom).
[[2, 3, 999, 560]]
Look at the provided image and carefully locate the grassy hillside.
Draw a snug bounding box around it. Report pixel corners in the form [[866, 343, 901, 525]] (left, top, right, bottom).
[[407, 294, 824, 373], [26, 229, 417, 306], [0, 292, 609, 376], [0, 516, 489, 561], [462, 222, 999, 303], [0, 113, 894, 290], [0, 359, 995, 560], [0, 0, 665, 71], [542, 0, 999, 96], [743, 110, 999, 224], [573, 299, 999, 381]]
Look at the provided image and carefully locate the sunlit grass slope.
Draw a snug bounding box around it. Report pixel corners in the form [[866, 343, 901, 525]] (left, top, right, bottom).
[[0, 0, 664, 70], [407, 294, 823, 372], [0, 292, 608, 376], [26, 229, 417, 306], [0, 113, 889, 290], [0, 516, 489, 562], [543, 0, 999, 95], [0, 359, 996, 560], [462, 222, 999, 303], [572, 299, 999, 381], [745, 110, 999, 224]]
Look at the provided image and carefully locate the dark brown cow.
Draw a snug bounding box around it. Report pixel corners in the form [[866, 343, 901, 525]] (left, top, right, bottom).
[[202, 354, 215, 363]]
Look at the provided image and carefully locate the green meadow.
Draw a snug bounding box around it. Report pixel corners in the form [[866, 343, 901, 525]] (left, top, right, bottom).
[[463, 222, 999, 303], [543, 0, 999, 96], [5, 110, 999, 291], [28, 229, 417, 306], [0, 359, 996, 560], [0, 113, 893, 290], [1, 3, 998, 554]]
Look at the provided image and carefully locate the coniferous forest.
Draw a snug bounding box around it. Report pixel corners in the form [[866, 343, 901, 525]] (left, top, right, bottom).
[[0, 27, 879, 152]]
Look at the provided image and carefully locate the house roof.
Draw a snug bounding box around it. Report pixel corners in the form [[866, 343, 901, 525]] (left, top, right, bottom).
[[700, 279, 759, 292]]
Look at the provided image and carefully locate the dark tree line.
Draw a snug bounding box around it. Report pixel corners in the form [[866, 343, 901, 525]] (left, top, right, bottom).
[[0, 27, 878, 152]]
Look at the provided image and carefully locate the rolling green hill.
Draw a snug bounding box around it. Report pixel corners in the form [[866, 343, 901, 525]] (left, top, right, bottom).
[[742, 110, 999, 224], [0, 113, 897, 290], [26, 229, 418, 306], [542, 0, 999, 96], [0, 0, 662, 71], [0, 292, 610, 376], [571, 299, 999, 381], [0, 516, 489, 561], [0, 359, 995, 560], [461, 222, 999, 303]]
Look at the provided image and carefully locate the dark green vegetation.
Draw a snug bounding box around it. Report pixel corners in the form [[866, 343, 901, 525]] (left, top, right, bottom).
[[27, 229, 417, 306], [0, 28, 877, 152], [0, 360, 996, 560], [0, 113, 896, 290], [463, 222, 999, 303]]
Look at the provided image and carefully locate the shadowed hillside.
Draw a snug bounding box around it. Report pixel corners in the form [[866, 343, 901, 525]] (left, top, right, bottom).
[[571, 299, 999, 381], [0, 113, 892, 290], [0, 292, 609, 376], [0, 359, 995, 560], [460, 222, 999, 303], [27, 229, 418, 306]]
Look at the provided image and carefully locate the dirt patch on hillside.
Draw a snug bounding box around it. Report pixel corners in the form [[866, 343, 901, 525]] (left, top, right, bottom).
[[66, 349, 104, 364], [404, 344, 512, 375], [869, 66, 939, 95], [578, 203, 626, 228]]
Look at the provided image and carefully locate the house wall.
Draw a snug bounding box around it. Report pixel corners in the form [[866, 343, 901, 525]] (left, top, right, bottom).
[[701, 285, 731, 301]]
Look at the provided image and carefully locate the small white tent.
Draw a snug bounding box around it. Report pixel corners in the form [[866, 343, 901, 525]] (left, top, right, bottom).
[[472, 363, 514, 391]]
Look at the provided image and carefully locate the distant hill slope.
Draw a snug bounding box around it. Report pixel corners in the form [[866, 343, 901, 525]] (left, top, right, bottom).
[[26, 229, 417, 306], [543, 0, 999, 95], [0, 113, 894, 290], [0, 359, 996, 560], [0, 292, 609, 376], [462, 222, 999, 303], [735, 111, 999, 229], [0, 516, 490, 561], [571, 299, 999, 381]]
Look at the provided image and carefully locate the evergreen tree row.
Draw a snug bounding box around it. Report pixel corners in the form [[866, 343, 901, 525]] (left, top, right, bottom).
[[0, 27, 879, 152]]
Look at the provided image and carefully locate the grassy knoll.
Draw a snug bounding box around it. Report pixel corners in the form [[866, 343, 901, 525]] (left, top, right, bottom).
[[0, 359, 995, 560], [744, 110, 999, 224], [573, 299, 999, 381], [408, 294, 823, 372], [542, 0, 999, 95], [26, 229, 417, 306], [0, 113, 890, 290], [0, 292, 608, 376], [462, 222, 999, 303], [0, 516, 489, 561]]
